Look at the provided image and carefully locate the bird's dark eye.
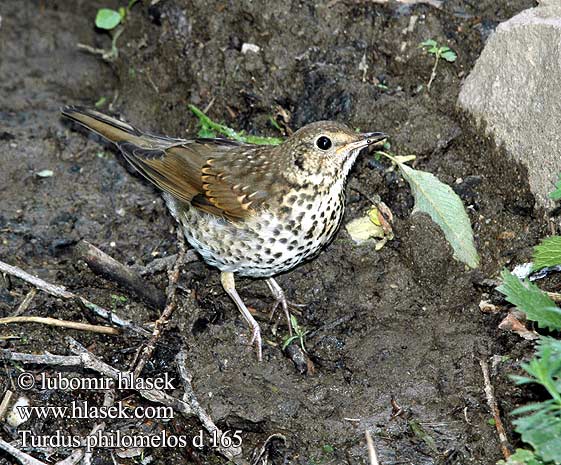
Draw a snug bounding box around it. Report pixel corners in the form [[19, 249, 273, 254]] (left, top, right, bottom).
[[316, 136, 332, 151]]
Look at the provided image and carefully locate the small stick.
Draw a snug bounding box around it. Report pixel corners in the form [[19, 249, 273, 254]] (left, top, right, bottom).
[[0, 259, 149, 337], [132, 231, 187, 378], [75, 240, 166, 310], [176, 350, 244, 462], [479, 359, 511, 460], [2, 350, 82, 366], [365, 430, 380, 465], [0, 316, 120, 335], [13, 288, 37, 317], [81, 390, 114, 465], [1, 341, 247, 465], [0, 437, 48, 465], [250, 433, 286, 465], [0, 390, 14, 421], [131, 250, 199, 276]]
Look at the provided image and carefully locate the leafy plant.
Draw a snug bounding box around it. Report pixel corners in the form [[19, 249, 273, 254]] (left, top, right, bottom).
[[87, 0, 138, 61], [419, 39, 457, 91], [498, 449, 546, 465], [533, 236, 561, 271], [188, 105, 283, 145], [111, 294, 128, 311], [282, 315, 309, 352], [497, 270, 561, 464], [497, 270, 561, 331]]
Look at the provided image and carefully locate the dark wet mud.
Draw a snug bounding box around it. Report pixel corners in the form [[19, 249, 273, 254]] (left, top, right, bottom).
[[0, 1, 547, 464]]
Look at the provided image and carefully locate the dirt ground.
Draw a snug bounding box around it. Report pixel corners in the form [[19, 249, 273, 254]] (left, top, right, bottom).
[[0, 0, 551, 464]]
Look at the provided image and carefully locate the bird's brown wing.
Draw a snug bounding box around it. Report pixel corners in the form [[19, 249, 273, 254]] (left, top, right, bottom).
[[118, 139, 270, 220], [61, 106, 270, 220]]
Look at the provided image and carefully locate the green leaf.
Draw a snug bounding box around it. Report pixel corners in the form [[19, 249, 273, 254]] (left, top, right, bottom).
[[197, 127, 217, 138], [533, 236, 561, 270], [397, 163, 479, 268], [420, 39, 438, 48], [513, 406, 561, 464], [497, 448, 546, 465], [95, 8, 122, 30], [322, 445, 335, 454], [551, 173, 561, 200], [94, 96, 107, 108], [497, 270, 561, 331], [441, 50, 457, 62], [189, 104, 283, 145]]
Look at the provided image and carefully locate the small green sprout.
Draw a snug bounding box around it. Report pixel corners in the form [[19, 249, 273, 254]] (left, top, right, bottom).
[[322, 444, 335, 454], [95, 0, 139, 30], [268, 116, 283, 132], [111, 294, 128, 311], [89, 0, 138, 61], [419, 39, 457, 91], [95, 96, 107, 108], [281, 315, 309, 352]]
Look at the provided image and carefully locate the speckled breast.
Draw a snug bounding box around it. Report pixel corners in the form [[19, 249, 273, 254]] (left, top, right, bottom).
[[164, 181, 347, 278]]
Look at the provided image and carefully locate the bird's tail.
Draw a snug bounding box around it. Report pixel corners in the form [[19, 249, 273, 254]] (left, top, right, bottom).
[[61, 106, 145, 144]]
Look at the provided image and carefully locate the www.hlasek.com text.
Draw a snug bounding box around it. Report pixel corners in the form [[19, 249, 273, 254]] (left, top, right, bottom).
[[17, 400, 174, 421]]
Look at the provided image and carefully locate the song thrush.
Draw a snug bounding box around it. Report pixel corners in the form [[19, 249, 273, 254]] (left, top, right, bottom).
[[61, 107, 386, 360]]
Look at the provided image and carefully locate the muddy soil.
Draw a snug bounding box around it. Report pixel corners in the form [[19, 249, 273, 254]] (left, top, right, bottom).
[[0, 1, 551, 464]]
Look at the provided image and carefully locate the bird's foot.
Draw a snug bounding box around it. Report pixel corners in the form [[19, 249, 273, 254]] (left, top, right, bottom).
[[249, 321, 263, 361], [266, 278, 306, 337]]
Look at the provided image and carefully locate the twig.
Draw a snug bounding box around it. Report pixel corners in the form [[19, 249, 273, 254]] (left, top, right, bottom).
[[0, 259, 149, 337], [131, 250, 198, 276], [0, 390, 14, 420], [81, 391, 114, 465], [0, 316, 120, 335], [0, 437, 48, 465], [250, 433, 286, 465], [176, 350, 244, 462], [75, 240, 166, 310], [13, 288, 37, 317], [2, 350, 82, 366], [132, 231, 186, 378], [479, 359, 511, 460], [1, 341, 247, 465], [0, 390, 112, 465], [365, 430, 380, 465]]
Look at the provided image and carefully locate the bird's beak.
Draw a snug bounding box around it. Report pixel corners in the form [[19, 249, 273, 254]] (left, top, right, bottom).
[[338, 132, 388, 154]]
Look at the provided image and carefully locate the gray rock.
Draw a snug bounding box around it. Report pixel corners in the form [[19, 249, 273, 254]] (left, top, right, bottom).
[[458, 0, 561, 210]]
